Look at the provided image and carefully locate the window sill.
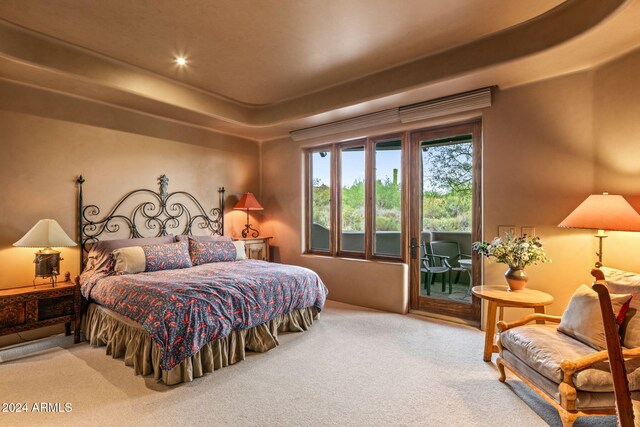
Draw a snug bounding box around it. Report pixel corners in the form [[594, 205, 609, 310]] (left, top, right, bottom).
[[302, 252, 406, 265]]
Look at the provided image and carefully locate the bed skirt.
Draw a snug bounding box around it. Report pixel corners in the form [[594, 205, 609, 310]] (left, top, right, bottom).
[[84, 303, 320, 385]]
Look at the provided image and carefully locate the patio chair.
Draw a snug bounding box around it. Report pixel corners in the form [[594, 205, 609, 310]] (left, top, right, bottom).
[[420, 241, 450, 295], [430, 240, 472, 292]]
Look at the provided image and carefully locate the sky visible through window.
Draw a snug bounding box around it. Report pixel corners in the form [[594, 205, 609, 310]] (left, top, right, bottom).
[[314, 150, 401, 186]]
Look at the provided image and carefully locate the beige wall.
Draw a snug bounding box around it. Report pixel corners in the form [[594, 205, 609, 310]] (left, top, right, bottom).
[[591, 47, 640, 271], [0, 81, 260, 344], [481, 72, 596, 321], [262, 47, 640, 322]]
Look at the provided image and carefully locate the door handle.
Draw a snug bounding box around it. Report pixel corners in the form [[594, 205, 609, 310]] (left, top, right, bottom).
[[410, 238, 419, 259]]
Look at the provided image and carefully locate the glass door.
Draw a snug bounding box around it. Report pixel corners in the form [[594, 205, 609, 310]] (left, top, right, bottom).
[[409, 121, 481, 323]]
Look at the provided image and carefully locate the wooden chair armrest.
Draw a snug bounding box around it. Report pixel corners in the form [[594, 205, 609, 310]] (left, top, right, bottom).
[[497, 313, 562, 332], [622, 347, 640, 359], [561, 350, 609, 374], [560, 346, 640, 375]]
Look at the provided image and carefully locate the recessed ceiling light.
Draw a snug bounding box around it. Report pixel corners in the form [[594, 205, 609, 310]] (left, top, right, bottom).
[[175, 56, 188, 66]]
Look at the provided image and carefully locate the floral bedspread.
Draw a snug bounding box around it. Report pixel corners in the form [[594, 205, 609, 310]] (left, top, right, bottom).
[[81, 260, 328, 370]]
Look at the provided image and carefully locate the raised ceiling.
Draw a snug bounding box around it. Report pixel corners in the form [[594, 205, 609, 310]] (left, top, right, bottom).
[[0, 0, 639, 141]]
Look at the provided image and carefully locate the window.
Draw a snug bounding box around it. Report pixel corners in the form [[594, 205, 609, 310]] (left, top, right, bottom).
[[339, 143, 366, 253], [309, 149, 331, 252], [305, 134, 405, 261], [373, 138, 402, 257]]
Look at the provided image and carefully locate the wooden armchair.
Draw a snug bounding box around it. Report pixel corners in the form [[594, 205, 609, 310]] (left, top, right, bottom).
[[495, 268, 640, 427], [592, 270, 635, 426]]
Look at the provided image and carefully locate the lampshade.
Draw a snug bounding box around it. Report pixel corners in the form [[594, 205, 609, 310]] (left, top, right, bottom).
[[13, 219, 77, 248], [558, 194, 640, 232], [233, 193, 263, 211]]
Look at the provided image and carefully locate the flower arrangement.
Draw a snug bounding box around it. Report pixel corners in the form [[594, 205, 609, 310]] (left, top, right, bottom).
[[472, 233, 550, 269]]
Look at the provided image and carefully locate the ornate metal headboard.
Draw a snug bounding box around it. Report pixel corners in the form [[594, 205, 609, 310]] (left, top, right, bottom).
[[77, 174, 225, 271]]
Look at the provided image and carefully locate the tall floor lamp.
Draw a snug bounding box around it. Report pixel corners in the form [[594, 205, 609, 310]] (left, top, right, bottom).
[[558, 193, 640, 267]]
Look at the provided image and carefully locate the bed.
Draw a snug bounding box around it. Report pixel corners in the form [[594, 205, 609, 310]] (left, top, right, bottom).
[[76, 175, 327, 385]]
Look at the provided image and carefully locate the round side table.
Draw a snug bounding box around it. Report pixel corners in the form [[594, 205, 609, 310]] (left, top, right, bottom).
[[471, 285, 554, 362]]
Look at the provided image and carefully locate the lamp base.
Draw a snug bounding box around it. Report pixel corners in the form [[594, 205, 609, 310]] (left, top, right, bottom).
[[594, 233, 608, 268], [241, 223, 260, 238], [33, 249, 61, 287]]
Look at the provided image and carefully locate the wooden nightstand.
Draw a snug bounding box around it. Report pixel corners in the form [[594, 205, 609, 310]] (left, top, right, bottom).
[[0, 279, 81, 344], [234, 236, 272, 261]]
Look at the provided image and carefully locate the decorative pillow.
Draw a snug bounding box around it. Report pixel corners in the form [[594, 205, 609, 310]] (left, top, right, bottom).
[[143, 240, 192, 272], [188, 237, 237, 265], [602, 266, 640, 348], [558, 284, 632, 350], [85, 235, 175, 272], [233, 241, 247, 260], [175, 234, 231, 243], [112, 246, 146, 274]]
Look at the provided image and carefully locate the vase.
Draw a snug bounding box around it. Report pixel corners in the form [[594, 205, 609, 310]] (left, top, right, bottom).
[[505, 267, 528, 291]]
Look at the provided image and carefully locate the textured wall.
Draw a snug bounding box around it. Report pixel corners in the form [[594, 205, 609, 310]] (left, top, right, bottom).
[[0, 81, 260, 290], [591, 48, 640, 269]]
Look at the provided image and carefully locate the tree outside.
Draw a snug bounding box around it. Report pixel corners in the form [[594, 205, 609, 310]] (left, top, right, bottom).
[[422, 141, 472, 232], [313, 175, 402, 231]]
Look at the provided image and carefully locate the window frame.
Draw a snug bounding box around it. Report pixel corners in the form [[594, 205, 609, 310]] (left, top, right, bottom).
[[336, 139, 368, 258], [304, 134, 407, 262], [370, 133, 406, 261], [305, 144, 335, 255]]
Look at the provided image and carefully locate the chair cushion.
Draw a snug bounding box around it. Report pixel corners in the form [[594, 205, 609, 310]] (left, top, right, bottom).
[[500, 324, 640, 392], [602, 266, 640, 348], [557, 284, 631, 350]]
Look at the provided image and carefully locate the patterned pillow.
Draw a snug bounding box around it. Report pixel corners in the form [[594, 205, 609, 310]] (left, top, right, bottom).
[[188, 237, 237, 265], [142, 240, 193, 272]]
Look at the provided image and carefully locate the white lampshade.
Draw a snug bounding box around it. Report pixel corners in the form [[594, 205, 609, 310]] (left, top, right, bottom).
[[13, 219, 77, 248]]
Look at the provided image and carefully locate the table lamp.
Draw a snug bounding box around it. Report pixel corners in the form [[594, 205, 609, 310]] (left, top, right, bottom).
[[13, 219, 77, 287], [558, 193, 640, 266], [233, 193, 263, 238]]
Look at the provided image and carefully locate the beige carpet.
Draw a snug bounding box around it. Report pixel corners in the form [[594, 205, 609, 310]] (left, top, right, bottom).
[[0, 301, 616, 427]]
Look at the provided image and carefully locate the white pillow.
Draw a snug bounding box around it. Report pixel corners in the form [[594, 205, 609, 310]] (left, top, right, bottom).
[[601, 266, 640, 348], [233, 241, 247, 260], [112, 246, 146, 274], [558, 284, 631, 350], [601, 266, 640, 286]]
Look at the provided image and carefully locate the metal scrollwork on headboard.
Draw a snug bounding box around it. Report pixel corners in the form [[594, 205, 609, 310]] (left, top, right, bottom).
[[77, 174, 225, 271]]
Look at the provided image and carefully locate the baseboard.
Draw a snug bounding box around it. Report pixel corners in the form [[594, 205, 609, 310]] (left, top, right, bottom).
[[409, 309, 480, 328]]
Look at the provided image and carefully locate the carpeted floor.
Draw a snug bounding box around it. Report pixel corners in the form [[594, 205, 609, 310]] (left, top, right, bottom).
[[0, 300, 616, 426]]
